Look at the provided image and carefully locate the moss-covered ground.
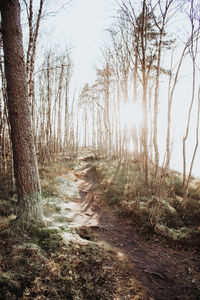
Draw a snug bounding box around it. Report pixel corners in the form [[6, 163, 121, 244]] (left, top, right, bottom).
[[0, 153, 146, 300], [0, 150, 199, 299]]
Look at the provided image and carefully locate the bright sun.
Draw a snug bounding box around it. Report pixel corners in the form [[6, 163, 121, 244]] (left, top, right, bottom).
[[118, 101, 143, 153], [119, 101, 143, 130]]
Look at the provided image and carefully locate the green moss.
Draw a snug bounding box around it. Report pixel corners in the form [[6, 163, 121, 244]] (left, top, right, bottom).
[[59, 225, 68, 231], [155, 224, 190, 240], [76, 226, 97, 241], [20, 242, 44, 253], [55, 205, 62, 213], [55, 216, 69, 223], [0, 271, 25, 296], [0, 200, 13, 216], [31, 226, 62, 251]]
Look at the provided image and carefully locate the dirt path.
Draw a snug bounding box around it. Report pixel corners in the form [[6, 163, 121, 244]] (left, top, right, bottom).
[[77, 161, 200, 300], [92, 211, 200, 300], [46, 159, 200, 300]]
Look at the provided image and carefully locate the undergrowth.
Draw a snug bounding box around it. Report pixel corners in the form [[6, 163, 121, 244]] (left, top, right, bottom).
[[91, 158, 200, 246], [0, 150, 199, 299], [0, 158, 146, 300], [0, 220, 145, 299]]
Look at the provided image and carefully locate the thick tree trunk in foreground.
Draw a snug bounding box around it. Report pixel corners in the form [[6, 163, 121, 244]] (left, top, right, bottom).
[[0, 0, 43, 224]]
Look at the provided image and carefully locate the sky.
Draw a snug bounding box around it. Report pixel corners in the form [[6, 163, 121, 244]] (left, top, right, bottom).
[[34, 0, 200, 177], [45, 0, 117, 87]]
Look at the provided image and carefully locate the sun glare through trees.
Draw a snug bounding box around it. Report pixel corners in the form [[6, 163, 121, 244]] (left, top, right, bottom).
[[1, 0, 200, 207], [0, 1, 200, 299], [120, 101, 143, 131]]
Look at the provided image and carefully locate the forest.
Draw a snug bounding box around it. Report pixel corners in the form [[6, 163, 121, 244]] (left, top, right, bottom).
[[0, 0, 200, 299]]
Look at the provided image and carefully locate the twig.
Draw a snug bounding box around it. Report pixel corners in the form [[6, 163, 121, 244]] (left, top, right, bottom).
[[178, 257, 193, 264], [144, 269, 165, 279], [131, 258, 144, 264], [152, 279, 163, 288], [124, 238, 137, 245]]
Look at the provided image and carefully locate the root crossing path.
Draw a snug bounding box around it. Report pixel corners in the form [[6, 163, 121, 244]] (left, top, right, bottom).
[[45, 158, 200, 300]]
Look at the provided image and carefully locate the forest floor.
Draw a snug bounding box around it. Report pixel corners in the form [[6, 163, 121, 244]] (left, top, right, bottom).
[[72, 159, 200, 300], [0, 153, 200, 299], [42, 154, 200, 299]]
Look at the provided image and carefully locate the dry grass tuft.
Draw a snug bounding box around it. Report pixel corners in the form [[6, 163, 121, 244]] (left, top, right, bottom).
[[91, 158, 200, 245]]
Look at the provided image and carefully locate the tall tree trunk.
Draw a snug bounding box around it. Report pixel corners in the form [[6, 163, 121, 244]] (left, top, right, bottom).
[[153, 44, 161, 181], [46, 56, 52, 155], [166, 45, 186, 172], [64, 74, 69, 149], [57, 63, 65, 154], [141, 0, 149, 185], [0, 0, 43, 224]]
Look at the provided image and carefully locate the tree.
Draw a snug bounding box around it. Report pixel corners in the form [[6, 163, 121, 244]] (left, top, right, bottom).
[[0, 0, 44, 225], [182, 0, 200, 204], [115, 0, 161, 184], [23, 0, 45, 137], [112, 0, 176, 184], [151, 0, 175, 181], [96, 63, 113, 155]]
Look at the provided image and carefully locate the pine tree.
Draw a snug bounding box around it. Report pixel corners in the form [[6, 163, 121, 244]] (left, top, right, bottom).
[[0, 0, 44, 226]]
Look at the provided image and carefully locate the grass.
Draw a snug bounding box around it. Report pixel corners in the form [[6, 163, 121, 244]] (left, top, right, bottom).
[[0, 214, 146, 299], [0, 150, 199, 299], [91, 157, 200, 246], [0, 156, 147, 299]]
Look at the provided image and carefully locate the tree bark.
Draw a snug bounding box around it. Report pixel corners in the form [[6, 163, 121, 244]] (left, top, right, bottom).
[[0, 0, 43, 224]]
